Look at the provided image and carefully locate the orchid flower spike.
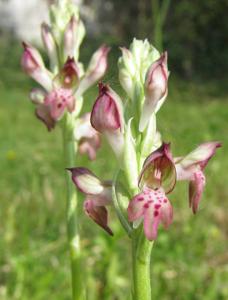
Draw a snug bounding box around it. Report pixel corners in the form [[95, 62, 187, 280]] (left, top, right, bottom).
[[74, 113, 101, 160], [139, 52, 169, 132], [91, 83, 125, 159], [128, 143, 176, 240], [67, 167, 113, 235], [175, 141, 221, 214]]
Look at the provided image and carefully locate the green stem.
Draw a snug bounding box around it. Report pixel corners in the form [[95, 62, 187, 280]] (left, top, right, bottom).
[[132, 230, 153, 300], [63, 114, 86, 300]]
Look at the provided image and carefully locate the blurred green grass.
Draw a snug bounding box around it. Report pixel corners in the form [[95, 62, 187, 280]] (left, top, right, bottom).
[[0, 44, 228, 299]]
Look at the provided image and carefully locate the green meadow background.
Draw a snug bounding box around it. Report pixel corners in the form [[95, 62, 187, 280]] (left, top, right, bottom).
[[1, 1, 228, 299]]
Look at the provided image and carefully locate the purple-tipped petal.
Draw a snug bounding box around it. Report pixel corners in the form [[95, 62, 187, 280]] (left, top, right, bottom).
[[35, 104, 55, 131], [189, 171, 206, 214], [67, 167, 112, 206], [77, 46, 110, 96], [91, 83, 124, 133], [21, 42, 52, 91], [139, 143, 176, 194], [67, 167, 105, 194], [84, 199, 113, 236]]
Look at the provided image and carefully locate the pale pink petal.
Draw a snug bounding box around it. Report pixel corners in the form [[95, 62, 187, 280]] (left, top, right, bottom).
[[144, 206, 160, 240], [189, 171, 206, 214], [127, 192, 147, 222]]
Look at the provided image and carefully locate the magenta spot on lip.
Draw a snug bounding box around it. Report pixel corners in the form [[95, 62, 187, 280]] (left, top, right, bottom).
[[137, 197, 144, 201], [155, 204, 161, 209], [57, 103, 62, 108], [144, 203, 150, 209], [154, 211, 159, 217]]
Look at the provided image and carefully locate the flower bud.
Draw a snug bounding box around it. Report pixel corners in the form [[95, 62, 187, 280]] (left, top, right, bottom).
[[21, 42, 52, 91], [91, 83, 124, 159], [76, 46, 110, 97], [41, 22, 58, 69], [118, 47, 135, 99], [139, 52, 168, 132], [64, 15, 85, 61]]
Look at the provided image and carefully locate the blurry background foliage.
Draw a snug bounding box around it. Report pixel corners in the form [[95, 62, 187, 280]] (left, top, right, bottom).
[[0, 0, 228, 300]]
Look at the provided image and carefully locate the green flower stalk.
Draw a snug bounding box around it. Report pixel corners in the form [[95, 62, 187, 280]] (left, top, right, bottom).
[[21, 1, 110, 299], [68, 38, 221, 299]]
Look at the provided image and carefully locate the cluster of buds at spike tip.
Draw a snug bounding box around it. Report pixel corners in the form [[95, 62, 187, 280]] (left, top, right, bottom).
[[91, 83, 125, 159], [67, 167, 113, 235], [118, 39, 160, 100]]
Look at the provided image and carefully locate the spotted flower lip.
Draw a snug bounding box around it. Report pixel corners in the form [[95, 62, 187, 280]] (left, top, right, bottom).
[[67, 167, 113, 235], [128, 187, 173, 240], [175, 141, 221, 214], [139, 143, 176, 194], [139, 52, 168, 132]]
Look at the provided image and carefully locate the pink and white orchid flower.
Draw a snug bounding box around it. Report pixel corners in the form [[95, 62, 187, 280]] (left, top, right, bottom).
[[67, 167, 113, 235], [175, 141, 221, 214], [139, 52, 169, 132], [74, 113, 101, 160], [25, 56, 79, 130], [128, 143, 176, 240], [91, 83, 124, 158]]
